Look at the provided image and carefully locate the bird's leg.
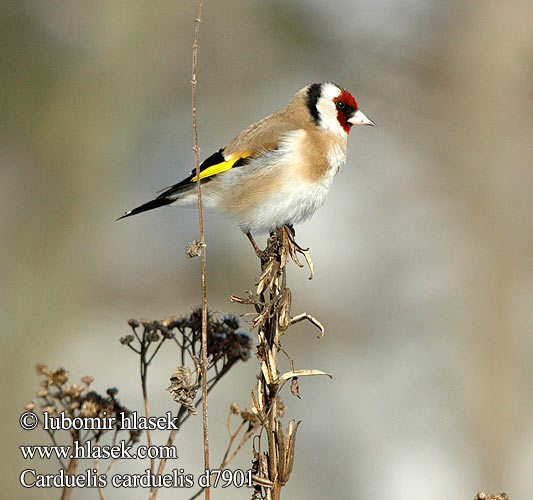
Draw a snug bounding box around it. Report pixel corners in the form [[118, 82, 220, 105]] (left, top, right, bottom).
[[246, 232, 266, 260]]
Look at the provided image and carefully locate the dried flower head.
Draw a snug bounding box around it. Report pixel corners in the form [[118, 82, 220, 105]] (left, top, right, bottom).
[[240, 410, 259, 424], [179, 307, 252, 363], [127, 318, 140, 328], [80, 399, 99, 418], [106, 387, 118, 397], [47, 368, 68, 387], [120, 335, 134, 345], [81, 376, 94, 386], [35, 363, 49, 376], [475, 493, 509, 500], [129, 429, 142, 443], [167, 366, 198, 415], [64, 384, 84, 399], [185, 239, 204, 258], [28, 365, 138, 449]]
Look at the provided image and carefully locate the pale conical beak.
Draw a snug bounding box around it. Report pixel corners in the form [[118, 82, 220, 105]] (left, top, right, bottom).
[[349, 109, 376, 126]]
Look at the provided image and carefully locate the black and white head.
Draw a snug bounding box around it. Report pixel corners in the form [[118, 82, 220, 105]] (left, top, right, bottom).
[[306, 82, 375, 135]]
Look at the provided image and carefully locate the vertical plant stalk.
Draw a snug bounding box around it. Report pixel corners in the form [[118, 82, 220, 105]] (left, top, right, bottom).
[[191, 1, 210, 499], [140, 336, 155, 476], [60, 454, 79, 500], [232, 226, 329, 500]]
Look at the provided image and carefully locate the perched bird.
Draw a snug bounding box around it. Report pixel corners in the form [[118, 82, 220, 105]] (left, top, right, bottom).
[[119, 82, 375, 254]]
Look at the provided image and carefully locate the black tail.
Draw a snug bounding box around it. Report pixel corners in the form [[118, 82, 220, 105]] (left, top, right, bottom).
[[117, 196, 174, 221]]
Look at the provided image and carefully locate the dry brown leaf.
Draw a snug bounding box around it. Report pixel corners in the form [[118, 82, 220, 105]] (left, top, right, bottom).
[[290, 377, 300, 399], [256, 260, 275, 295], [230, 294, 257, 305], [275, 369, 332, 384], [185, 239, 204, 258], [252, 306, 270, 329], [290, 312, 325, 338]]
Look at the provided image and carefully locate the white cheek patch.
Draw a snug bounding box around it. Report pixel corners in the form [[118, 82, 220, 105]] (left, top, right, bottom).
[[316, 83, 346, 135], [321, 82, 343, 101]]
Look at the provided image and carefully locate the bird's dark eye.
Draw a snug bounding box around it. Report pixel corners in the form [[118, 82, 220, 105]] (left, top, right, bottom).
[[335, 101, 345, 110]]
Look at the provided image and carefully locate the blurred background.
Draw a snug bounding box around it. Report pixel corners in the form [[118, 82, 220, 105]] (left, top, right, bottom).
[[2, 0, 532, 498]]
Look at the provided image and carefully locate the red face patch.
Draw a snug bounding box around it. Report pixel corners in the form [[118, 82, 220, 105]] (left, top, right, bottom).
[[333, 90, 358, 134]]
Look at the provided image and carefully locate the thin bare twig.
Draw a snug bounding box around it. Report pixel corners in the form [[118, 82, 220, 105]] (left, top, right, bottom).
[[191, 1, 210, 499], [140, 336, 155, 476], [188, 409, 259, 500], [60, 457, 79, 500], [45, 430, 67, 470], [93, 451, 107, 500]]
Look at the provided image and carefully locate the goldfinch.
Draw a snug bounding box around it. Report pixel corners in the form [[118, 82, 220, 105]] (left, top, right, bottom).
[[119, 82, 375, 252]]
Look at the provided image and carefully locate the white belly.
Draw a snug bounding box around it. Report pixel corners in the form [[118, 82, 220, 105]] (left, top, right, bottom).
[[239, 174, 335, 234]]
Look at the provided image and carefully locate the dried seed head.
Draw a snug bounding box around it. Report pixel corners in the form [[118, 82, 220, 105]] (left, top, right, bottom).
[[64, 384, 83, 399], [80, 400, 99, 418], [185, 239, 204, 258], [127, 318, 140, 328], [119, 335, 134, 345], [81, 376, 94, 386], [98, 404, 113, 418], [130, 429, 142, 443], [475, 494, 509, 500], [166, 316, 179, 328], [167, 366, 198, 415], [48, 368, 68, 387], [290, 377, 300, 399], [240, 410, 259, 424], [276, 398, 286, 418], [24, 401, 36, 411], [35, 363, 49, 376], [169, 366, 193, 388]]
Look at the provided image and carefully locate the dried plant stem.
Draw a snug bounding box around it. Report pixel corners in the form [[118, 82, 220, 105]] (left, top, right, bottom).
[[93, 452, 107, 500], [149, 350, 246, 500], [191, 1, 210, 499], [221, 419, 246, 468], [46, 430, 66, 470], [188, 410, 259, 500], [141, 343, 155, 476], [60, 457, 79, 500], [231, 226, 329, 499], [104, 457, 119, 475]]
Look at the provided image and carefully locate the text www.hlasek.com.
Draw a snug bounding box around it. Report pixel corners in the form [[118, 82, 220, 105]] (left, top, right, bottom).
[[20, 441, 177, 460], [20, 409, 254, 490]]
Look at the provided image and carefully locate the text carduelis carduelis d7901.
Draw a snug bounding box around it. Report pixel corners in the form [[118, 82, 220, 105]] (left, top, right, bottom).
[[119, 82, 375, 254]]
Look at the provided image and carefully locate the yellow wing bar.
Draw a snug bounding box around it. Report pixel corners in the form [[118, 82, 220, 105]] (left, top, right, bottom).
[[191, 153, 251, 182]]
